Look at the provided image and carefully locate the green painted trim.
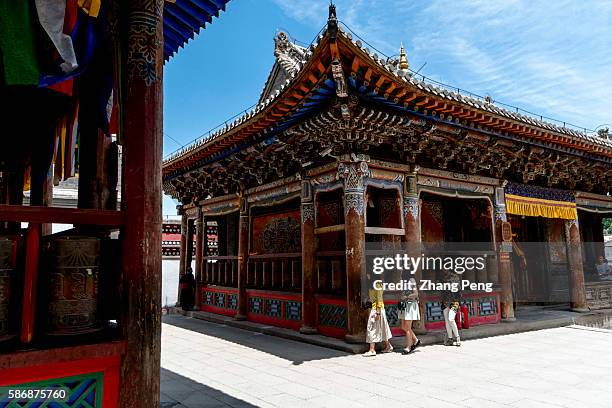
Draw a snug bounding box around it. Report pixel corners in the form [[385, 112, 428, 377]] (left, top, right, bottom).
[[4, 371, 104, 408]]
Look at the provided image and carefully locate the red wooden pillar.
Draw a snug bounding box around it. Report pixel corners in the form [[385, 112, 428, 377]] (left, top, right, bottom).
[[194, 208, 204, 309], [236, 196, 249, 320], [487, 201, 500, 285], [177, 213, 188, 305], [565, 219, 588, 312], [300, 180, 317, 334], [339, 159, 369, 343], [403, 188, 427, 334], [20, 223, 41, 344], [179, 213, 188, 274], [185, 218, 194, 270], [42, 169, 54, 236], [119, 1, 163, 406], [494, 188, 515, 321]]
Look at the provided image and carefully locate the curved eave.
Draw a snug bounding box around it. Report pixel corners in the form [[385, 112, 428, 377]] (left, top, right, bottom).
[[334, 31, 612, 158], [163, 26, 612, 179], [163, 0, 230, 61], [162, 32, 332, 177]]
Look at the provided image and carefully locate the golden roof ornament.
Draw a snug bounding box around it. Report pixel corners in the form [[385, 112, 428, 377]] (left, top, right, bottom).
[[399, 43, 409, 71]]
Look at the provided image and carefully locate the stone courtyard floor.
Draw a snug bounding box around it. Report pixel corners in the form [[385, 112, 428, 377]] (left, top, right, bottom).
[[160, 314, 612, 408]]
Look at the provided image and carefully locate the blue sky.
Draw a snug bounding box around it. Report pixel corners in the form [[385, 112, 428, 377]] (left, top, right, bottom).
[[162, 0, 612, 215]]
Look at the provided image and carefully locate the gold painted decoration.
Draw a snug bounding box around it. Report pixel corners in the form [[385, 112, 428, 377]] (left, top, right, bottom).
[[505, 194, 577, 220], [504, 182, 577, 220]]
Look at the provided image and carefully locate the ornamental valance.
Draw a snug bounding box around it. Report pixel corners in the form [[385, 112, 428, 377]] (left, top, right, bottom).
[[504, 182, 577, 220]]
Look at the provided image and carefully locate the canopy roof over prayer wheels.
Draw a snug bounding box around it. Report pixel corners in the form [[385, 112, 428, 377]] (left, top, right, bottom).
[[0, 1, 229, 407]]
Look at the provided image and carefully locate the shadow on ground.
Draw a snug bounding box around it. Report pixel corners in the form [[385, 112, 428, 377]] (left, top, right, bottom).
[[161, 367, 256, 408], [162, 314, 348, 364]]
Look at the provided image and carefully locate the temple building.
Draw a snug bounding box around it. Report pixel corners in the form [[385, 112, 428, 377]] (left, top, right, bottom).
[[162, 217, 217, 306], [163, 6, 612, 342]]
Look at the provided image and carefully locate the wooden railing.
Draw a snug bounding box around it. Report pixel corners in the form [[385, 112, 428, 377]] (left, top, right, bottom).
[[315, 251, 345, 294], [202, 256, 238, 287], [247, 253, 301, 291]]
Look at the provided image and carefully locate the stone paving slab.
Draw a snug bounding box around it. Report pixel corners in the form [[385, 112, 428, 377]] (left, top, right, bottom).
[[170, 306, 612, 353], [161, 315, 612, 407]]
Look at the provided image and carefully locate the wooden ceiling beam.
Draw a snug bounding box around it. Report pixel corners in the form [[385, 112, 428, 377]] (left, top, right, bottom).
[[453, 109, 473, 118], [384, 82, 397, 95], [424, 99, 440, 109], [394, 88, 408, 99], [330, 42, 340, 60], [415, 97, 430, 106], [351, 56, 361, 73], [375, 75, 386, 89], [481, 115, 495, 125], [307, 72, 319, 85], [276, 105, 292, 113], [401, 92, 418, 105], [438, 103, 455, 113], [315, 60, 326, 75], [463, 110, 479, 120], [289, 90, 306, 99]]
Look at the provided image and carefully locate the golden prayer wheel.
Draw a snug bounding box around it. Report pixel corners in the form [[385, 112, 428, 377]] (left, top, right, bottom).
[[44, 236, 102, 336], [0, 237, 16, 340]]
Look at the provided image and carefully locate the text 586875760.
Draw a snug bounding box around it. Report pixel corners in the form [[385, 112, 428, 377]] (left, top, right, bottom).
[[0, 387, 69, 403]]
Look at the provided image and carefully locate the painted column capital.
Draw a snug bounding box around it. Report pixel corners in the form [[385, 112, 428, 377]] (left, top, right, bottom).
[[301, 179, 313, 203], [494, 206, 507, 223], [337, 160, 370, 192], [403, 195, 420, 221], [301, 202, 315, 224], [337, 156, 370, 216]]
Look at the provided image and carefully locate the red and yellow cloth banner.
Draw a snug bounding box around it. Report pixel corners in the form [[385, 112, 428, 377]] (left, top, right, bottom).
[[504, 182, 577, 220]]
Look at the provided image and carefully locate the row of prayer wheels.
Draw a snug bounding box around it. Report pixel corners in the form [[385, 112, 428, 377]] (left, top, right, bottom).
[[0, 235, 102, 343]]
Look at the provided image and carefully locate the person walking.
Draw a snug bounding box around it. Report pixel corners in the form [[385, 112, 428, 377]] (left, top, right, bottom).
[[179, 266, 196, 311], [596, 256, 611, 280], [443, 301, 461, 346], [441, 269, 462, 346], [398, 277, 421, 355], [363, 281, 393, 357]]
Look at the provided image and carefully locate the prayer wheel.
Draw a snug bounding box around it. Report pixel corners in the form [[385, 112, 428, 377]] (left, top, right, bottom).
[[0, 237, 16, 340], [44, 236, 102, 336]]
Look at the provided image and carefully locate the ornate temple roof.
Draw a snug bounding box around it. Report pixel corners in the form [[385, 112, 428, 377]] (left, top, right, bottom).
[[258, 32, 308, 103], [164, 0, 230, 61], [162, 5, 612, 202]]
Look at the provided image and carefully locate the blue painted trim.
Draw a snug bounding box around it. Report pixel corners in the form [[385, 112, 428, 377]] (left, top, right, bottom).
[[163, 0, 230, 60]]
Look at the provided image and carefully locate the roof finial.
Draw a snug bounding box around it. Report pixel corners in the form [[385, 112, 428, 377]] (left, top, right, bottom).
[[399, 42, 409, 71], [328, 1, 338, 40]]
